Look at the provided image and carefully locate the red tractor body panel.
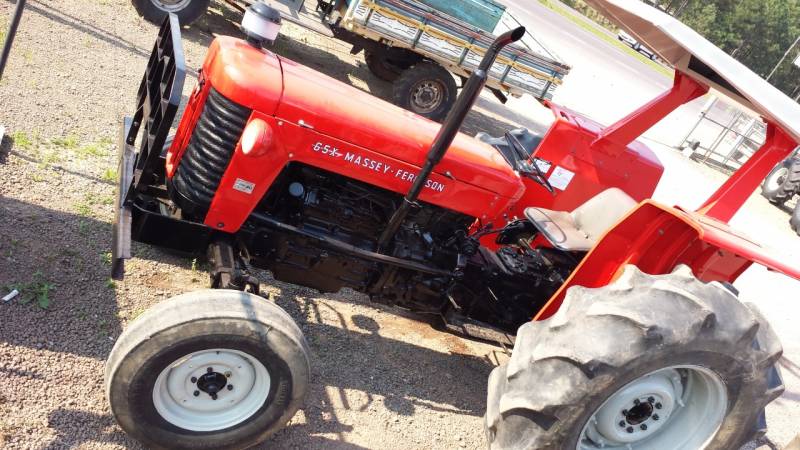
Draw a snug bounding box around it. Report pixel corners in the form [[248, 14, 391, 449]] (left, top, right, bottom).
[[276, 57, 524, 200], [168, 37, 665, 234], [496, 104, 664, 225], [535, 199, 800, 321]]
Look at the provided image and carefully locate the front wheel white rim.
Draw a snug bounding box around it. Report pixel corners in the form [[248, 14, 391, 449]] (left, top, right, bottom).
[[153, 348, 271, 432], [577, 365, 728, 450]]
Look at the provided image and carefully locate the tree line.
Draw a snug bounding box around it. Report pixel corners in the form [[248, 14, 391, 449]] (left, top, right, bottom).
[[565, 0, 800, 98]]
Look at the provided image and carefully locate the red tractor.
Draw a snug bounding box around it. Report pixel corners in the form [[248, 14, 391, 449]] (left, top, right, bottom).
[[107, 0, 797, 448]]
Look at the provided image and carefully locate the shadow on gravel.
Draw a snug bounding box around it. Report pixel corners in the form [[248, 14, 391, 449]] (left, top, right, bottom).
[[45, 409, 135, 450], [0, 195, 122, 360], [17, 0, 151, 60], [262, 290, 493, 447]]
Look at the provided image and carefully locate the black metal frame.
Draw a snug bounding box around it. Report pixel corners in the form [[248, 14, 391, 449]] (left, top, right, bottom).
[[126, 14, 186, 196], [113, 14, 186, 278], [0, 0, 26, 83]]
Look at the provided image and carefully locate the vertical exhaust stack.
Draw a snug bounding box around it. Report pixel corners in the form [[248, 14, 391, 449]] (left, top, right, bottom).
[[378, 26, 527, 250]]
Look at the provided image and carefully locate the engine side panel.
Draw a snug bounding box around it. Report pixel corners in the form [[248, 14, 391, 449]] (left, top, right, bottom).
[[275, 55, 526, 200], [203, 116, 521, 232]]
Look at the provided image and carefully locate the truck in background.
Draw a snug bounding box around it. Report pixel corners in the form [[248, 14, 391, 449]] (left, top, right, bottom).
[[131, 0, 570, 120]]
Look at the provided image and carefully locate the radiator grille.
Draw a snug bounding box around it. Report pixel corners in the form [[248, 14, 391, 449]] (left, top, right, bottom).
[[171, 88, 251, 218]]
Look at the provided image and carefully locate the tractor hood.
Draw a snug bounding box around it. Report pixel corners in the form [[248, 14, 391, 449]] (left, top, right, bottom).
[[274, 56, 524, 199], [585, 0, 800, 145]]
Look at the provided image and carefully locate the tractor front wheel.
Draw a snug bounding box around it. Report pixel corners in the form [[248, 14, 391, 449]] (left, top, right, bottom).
[[132, 0, 210, 26], [393, 62, 457, 122], [485, 265, 783, 450], [105, 290, 311, 450]]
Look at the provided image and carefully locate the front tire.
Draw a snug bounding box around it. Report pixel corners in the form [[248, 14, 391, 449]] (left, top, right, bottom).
[[485, 265, 783, 450], [106, 290, 311, 450], [132, 0, 211, 26], [392, 62, 457, 122]]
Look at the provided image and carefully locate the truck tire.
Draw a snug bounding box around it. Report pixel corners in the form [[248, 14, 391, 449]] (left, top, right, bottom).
[[762, 156, 800, 204], [132, 0, 211, 26], [791, 202, 800, 235], [365, 51, 404, 82], [485, 265, 784, 450], [106, 290, 311, 450], [393, 62, 457, 122]]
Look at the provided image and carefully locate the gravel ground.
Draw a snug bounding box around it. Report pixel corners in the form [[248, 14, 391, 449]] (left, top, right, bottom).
[[0, 0, 795, 449], [0, 1, 520, 448]]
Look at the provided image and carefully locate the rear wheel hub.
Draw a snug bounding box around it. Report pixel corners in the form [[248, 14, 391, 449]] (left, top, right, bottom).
[[578, 365, 727, 449], [410, 80, 445, 114]]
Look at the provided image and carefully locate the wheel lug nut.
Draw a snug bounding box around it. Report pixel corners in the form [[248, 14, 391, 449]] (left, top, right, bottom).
[[225, 371, 232, 378], [640, 424, 648, 431], [653, 414, 659, 421], [655, 402, 662, 409], [633, 399, 640, 405], [211, 393, 218, 400], [622, 409, 628, 415], [648, 396, 655, 403], [626, 426, 634, 433], [193, 390, 199, 397], [618, 420, 625, 427], [190, 377, 197, 383], [207, 367, 214, 373], [227, 384, 234, 391]]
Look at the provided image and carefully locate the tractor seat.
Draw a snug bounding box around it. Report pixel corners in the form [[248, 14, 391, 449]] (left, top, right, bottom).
[[524, 188, 638, 252]]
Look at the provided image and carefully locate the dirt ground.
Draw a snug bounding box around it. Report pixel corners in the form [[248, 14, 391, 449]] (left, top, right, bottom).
[[0, 1, 792, 449]]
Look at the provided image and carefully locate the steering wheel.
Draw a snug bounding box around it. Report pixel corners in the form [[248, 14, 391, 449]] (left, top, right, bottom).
[[504, 131, 555, 194]]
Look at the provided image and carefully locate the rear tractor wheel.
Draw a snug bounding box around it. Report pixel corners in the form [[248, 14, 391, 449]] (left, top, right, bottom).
[[762, 156, 800, 204], [485, 265, 784, 450], [791, 201, 800, 235], [106, 290, 311, 450]]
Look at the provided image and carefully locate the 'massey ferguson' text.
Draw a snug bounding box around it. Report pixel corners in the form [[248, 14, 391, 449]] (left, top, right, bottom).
[[312, 141, 446, 193]]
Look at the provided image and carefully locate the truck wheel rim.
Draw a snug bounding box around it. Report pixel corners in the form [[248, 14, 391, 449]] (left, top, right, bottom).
[[150, 0, 192, 11], [577, 366, 727, 450], [766, 167, 789, 191], [410, 80, 445, 114], [152, 348, 271, 432]]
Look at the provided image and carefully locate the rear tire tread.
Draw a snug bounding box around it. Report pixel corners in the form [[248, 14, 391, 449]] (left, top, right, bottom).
[[485, 265, 783, 450]]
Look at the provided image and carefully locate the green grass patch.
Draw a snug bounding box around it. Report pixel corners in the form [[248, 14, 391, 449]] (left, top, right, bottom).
[[51, 135, 79, 150], [538, 0, 672, 78], [5, 271, 55, 309], [74, 202, 93, 217], [101, 167, 118, 182], [10, 131, 33, 150]]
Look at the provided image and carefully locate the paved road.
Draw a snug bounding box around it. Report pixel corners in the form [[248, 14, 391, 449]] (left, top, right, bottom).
[[498, 0, 717, 149], [502, 0, 671, 121]]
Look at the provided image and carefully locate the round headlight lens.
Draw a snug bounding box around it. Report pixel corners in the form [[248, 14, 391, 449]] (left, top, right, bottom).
[[241, 119, 272, 157]]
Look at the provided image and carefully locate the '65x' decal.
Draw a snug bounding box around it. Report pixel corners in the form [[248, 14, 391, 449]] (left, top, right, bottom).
[[312, 142, 446, 193]]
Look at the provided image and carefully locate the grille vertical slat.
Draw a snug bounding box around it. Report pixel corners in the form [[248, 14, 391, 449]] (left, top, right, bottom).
[[171, 88, 251, 218]]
